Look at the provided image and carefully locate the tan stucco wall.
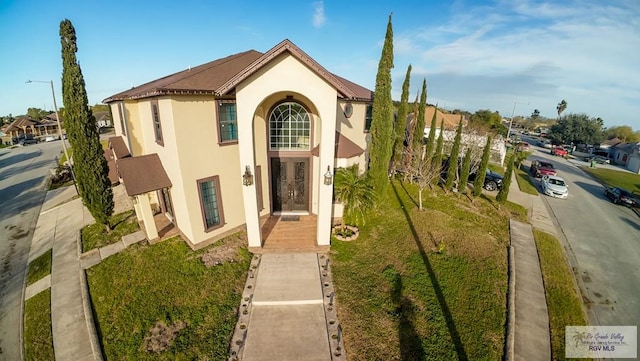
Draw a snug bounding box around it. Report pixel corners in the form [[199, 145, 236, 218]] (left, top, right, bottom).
[[124, 101, 144, 157], [336, 100, 369, 173], [168, 96, 245, 245]]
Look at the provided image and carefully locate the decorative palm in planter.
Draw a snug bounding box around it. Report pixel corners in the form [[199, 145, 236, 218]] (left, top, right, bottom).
[[332, 165, 375, 240]]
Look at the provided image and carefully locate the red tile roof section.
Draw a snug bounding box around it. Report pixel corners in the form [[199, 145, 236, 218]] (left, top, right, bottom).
[[117, 154, 172, 197]]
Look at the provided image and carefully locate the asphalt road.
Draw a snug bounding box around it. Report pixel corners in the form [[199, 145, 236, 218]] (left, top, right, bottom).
[[0, 141, 63, 359], [526, 144, 640, 330]]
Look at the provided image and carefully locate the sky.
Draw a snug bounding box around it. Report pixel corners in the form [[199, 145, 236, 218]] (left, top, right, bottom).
[[1, 0, 639, 129]]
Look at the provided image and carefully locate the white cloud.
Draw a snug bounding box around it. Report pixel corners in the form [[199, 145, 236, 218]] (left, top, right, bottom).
[[312, 1, 326, 28], [392, 0, 640, 127]]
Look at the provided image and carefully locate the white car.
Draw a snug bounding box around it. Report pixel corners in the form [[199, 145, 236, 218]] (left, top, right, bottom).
[[541, 175, 568, 199], [44, 135, 58, 142]]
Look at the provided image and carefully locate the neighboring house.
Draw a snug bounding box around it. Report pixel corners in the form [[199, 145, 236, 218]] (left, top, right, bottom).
[[422, 107, 506, 165], [104, 39, 372, 250], [611, 142, 640, 174], [94, 111, 112, 128], [2, 115, 62, 143]]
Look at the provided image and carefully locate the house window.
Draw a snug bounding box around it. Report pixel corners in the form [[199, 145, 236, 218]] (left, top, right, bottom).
[[217, 101, 238, 143], [364, 104, 373, 132], [269, 101, 310, 151], [197, 176, 224, 231], [118, 103, 126, 136], [151, 100, 163, 145]]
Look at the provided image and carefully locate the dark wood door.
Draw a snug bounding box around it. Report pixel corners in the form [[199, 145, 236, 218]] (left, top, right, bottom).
[[271, 158, 309, 212]]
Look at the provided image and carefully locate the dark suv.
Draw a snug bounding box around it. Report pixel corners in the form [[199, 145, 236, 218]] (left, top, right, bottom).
[[469, 169, 504, 191]]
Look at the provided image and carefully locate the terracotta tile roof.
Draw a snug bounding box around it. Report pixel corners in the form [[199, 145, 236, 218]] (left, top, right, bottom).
[[424, 106, 465, 130], [104, 39, 372, 103], [117, 154, 172, 197], [312, 131, 365, 159], [108, 136, 131, 159]]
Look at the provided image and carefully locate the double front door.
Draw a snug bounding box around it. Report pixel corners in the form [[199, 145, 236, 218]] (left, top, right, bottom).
[[271, 158, 309, 212]]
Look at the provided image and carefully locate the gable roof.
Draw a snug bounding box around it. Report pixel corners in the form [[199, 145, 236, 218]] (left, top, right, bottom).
[[104, 39, 371, 103], [311, 131, 365, 159], [4, 117, 39, 132]]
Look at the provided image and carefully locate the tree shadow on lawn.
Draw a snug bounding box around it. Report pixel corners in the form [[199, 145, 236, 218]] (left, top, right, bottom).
[[386, 268, 426, 361], [390, 181, 469, 361]]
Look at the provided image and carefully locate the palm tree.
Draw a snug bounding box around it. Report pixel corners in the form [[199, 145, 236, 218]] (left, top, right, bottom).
[[556, 100, 567, 120], [333, 165, 375, 232]]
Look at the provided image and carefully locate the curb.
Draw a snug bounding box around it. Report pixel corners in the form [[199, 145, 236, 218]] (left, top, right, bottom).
[[75, 230, 104, 361], [505, 244, 516, 361]]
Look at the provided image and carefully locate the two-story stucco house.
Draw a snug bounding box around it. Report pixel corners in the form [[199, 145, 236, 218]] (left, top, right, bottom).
[[104, 39, 373, 251]]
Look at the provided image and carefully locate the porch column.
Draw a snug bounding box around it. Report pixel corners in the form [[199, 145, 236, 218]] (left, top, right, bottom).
[[316, 100, 337, 246], [236, 100, 261, 248], [135, 193, 158, 241]]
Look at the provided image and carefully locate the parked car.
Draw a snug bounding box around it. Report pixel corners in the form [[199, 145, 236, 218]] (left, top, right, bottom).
[[44, 135, 58, 142], [586, 155, 610, 164], [19, 138, 39, 146], [530, 160, 557, 177], [604, 187, 638, 207], [517, 142, 530, 152], [468, 169, 504, 191], [550, 146, 568, 157], [541, 175, 568, 199]]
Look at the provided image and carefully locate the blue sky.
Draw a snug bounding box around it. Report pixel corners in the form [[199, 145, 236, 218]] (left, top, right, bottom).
[[1, 0, 639, 129]]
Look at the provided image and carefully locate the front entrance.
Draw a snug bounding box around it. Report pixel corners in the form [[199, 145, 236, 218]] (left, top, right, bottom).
[[271, 157, 309, 212]]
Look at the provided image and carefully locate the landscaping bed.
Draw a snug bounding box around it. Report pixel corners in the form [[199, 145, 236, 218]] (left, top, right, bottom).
[[81, 210, 139, 252]]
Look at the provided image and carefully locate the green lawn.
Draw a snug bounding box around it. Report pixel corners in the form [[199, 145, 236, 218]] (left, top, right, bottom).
[[81, 210, 139, 253], [24, 289, 54, 361], [580, 167, 640, 196], [515, 167, 539, 195], [533, 230, 589, 361], [26, 249, 52, 286], [86, 234, 250, 360], [331, 180, 527, 360]]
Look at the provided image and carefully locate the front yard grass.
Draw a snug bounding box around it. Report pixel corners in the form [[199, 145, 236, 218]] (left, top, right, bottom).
[[81, 210, 139, 253], [86, 234, 250, 360], [26, 249, 52, 286], [24, 289, 54, 361], [515, 167, 539, 195], [533, 230, 589, 361], [580, 167, 640, 196], [331, 180, 526, 360]]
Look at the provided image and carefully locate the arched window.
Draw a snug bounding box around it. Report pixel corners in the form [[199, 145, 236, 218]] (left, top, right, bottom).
[[269, 102, 311, 151]]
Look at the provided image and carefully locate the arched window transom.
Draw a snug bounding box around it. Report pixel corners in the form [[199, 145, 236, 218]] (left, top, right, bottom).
[[269, 102, 311, 151]]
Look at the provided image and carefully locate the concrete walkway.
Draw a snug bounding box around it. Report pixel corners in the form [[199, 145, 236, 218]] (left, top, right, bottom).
[[506, 167, 552, 361], [27, 184, 133, 361]]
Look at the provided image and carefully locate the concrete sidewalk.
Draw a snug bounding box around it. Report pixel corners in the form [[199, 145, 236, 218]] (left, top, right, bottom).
[[27, 184, 133, 361], [506, 167, 553, 361]]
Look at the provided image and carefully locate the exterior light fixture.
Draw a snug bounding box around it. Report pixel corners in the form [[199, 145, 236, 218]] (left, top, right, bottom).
[[243, 165, 254, 186], [324, 165, 333, 185]]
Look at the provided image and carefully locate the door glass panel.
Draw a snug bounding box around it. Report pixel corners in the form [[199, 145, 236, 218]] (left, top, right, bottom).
[[293, 160, 307, 208]]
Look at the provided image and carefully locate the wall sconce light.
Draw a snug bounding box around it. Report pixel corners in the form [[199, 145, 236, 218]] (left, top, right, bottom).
[[324, 165, 333, 185], [243, 165, 254, 186]]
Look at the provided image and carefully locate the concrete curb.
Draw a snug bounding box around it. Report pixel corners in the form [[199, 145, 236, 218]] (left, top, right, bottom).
[[75, 230, 104, 361], [505, 245, 516, 361]]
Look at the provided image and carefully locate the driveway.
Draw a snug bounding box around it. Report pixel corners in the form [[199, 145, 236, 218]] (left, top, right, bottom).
[[527, 148, 640, 329], [0, 142, 63, 359]]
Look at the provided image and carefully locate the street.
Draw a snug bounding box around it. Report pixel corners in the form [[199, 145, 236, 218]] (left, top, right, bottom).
[[525, 142, 640, 330], [0, 141, 63, 359]]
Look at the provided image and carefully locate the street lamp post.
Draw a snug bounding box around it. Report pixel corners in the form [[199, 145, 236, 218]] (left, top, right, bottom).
[[26, 80, 70, 162], [27, 80, 78, 194], [507, 101, 529, 141]]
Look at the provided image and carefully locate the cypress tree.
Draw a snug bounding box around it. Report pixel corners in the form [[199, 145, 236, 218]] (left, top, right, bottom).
[[60, 19, 114, 231], [459, 147, 472, 194], [432, 120, 445, 185], [368, 14, 394, 197], [391, 64, 411, 175], [445, 117, 464, 191], [403, 94, 419, 181], [425, 104, 438, 160], [412, 79, 427, 153], [473, 135, 493, 197], [496, 152, 515, 203]]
